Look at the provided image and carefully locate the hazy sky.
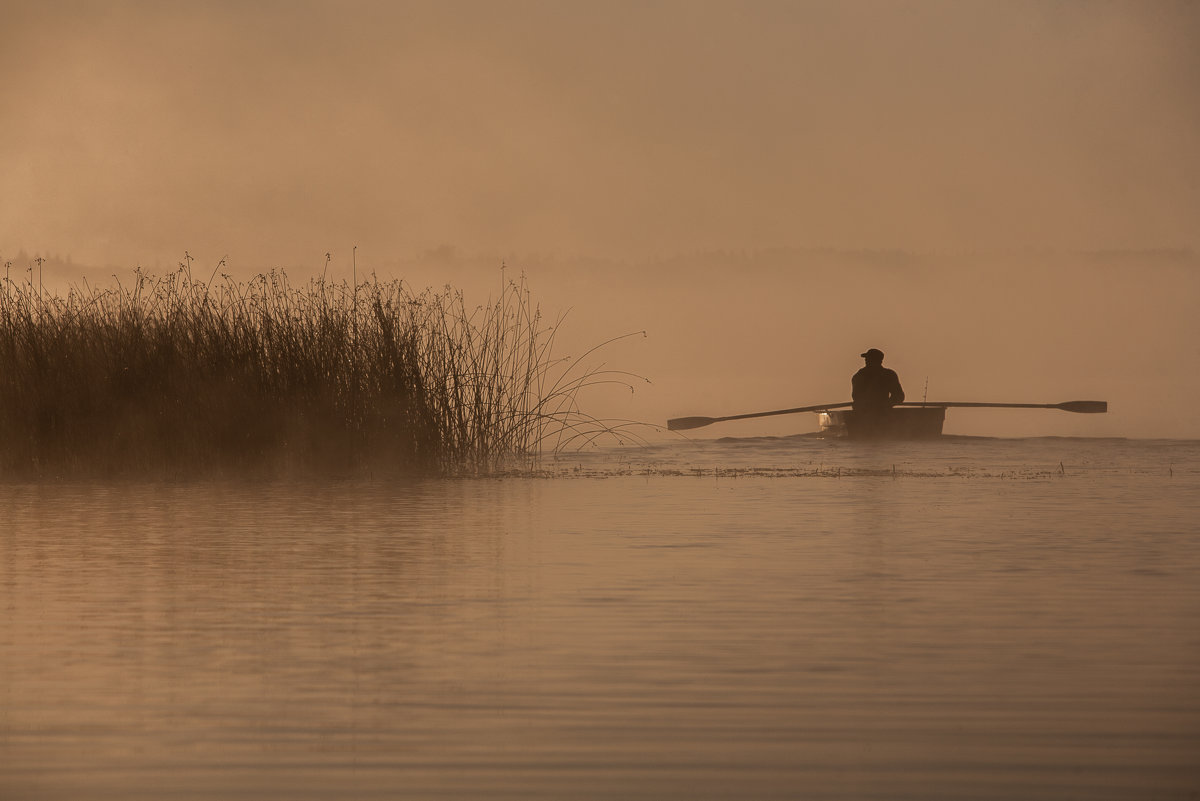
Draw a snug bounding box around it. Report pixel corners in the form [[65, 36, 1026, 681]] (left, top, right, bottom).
[[3, 1, 1199, 439], [3, 0, 1198, 268]]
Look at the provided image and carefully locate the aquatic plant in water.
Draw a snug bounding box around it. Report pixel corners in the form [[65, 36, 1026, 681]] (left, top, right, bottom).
[[0, 259, 646, 476]]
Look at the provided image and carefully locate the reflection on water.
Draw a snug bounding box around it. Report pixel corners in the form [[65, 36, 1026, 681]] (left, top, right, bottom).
[[2, 439, 1199, 800]]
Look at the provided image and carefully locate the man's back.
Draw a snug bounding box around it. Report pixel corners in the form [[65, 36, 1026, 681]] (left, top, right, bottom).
[[852, 363, 904, 412]]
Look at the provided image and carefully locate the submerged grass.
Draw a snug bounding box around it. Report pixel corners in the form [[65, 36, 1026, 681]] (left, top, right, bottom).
[[0, 259, 645, 477]]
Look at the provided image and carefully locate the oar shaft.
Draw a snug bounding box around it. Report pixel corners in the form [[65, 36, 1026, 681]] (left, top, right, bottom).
[[715, 401, 853, 424], [902, 402, 1053, 409], [900, 400, 1107, 413], [667, 401, 852, 431]]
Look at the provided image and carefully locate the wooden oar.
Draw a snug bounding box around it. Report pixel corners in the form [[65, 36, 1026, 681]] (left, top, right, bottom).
[[900, 400, 1108, 413], [667, 402, 854, 431], [668, 399, 1108, 431]]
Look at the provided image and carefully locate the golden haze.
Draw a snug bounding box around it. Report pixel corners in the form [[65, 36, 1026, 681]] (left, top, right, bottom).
[[3, 1, 1197, 438]]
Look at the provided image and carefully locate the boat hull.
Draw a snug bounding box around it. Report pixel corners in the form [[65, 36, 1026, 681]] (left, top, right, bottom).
[[817, 407, 946, 440]]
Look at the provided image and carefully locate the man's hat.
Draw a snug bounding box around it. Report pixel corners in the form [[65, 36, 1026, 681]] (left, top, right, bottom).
[[860, 348, 884, 360]]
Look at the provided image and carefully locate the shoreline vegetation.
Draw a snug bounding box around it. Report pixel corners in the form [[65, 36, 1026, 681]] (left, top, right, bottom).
[[0, 257, 647, 478]]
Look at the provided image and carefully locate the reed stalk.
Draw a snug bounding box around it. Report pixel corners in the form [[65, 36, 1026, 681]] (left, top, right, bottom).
[[0, 264, 643, 477]]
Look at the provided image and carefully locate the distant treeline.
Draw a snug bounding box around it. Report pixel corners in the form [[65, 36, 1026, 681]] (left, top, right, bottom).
[[0, 264, 637, 477]]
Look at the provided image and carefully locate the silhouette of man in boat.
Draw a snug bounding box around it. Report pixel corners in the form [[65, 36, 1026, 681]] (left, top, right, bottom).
[[852, 348, 904, 434]]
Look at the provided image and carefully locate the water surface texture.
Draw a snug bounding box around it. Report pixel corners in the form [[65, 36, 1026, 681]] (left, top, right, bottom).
[[3, 437, 1198, 799]]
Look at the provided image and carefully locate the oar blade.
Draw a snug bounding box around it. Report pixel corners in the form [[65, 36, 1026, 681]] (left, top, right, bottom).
[[667, 416, 717, 431], [1056, 400, 1108, 414]]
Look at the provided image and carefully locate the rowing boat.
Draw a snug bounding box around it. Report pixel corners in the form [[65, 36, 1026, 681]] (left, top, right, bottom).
[[816, 407, 946, 439]]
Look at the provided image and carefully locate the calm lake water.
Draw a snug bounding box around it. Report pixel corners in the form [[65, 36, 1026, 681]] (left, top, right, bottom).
[[3, 436, 1199, 800]]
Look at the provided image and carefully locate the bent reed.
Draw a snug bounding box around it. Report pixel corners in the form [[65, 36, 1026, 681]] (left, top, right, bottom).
[[0, 259, 643, 477]]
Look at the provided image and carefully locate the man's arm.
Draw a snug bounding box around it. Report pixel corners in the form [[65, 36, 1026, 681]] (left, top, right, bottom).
[[889, 371, 905, 405]]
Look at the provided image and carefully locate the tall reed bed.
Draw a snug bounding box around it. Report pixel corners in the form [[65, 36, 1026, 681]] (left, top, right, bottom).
[[0, 261, 642, 477]]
